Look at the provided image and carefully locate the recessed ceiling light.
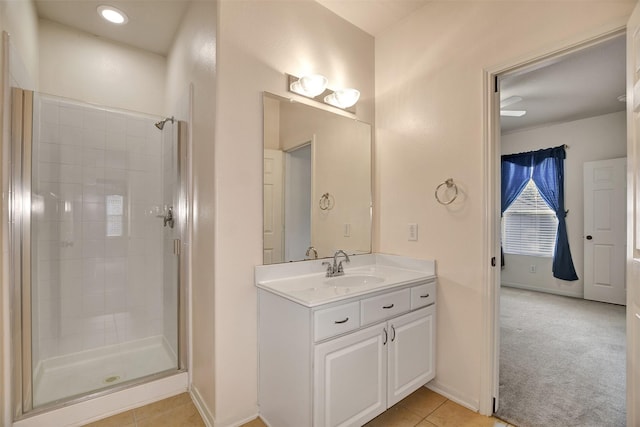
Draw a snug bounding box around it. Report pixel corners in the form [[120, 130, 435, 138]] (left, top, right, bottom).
[[97, 5, 128, 25]]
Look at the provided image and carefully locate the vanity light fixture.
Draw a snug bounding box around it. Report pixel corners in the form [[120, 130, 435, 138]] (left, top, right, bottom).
[[290, 74, 329, 98], [287, 73, 360, 112], [97, 5, 129, 25], [324, 88, 360, 109]]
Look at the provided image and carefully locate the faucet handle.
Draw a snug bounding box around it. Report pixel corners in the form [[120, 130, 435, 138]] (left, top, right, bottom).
[[322, 261, 334, 277], [337, 261, 346, 274]]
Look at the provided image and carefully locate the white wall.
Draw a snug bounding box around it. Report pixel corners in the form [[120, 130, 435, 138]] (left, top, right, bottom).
[[38, 19, 166, 116], [0, 0, 38, 89], [501, 111, 626, 297], [375, 1, 634, 411], [164, 0, 217, 423], [215, 0, 373, 424]]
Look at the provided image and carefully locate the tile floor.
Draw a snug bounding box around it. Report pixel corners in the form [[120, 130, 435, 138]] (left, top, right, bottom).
[[85, 387, 514, 427], [82, 393, 204, 427]]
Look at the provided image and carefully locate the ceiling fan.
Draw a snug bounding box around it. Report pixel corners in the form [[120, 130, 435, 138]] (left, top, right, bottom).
[[501, 96, 527, 117]]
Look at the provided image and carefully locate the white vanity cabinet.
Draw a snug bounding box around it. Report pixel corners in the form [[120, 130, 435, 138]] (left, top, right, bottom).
[[258, 278, 436, 427]]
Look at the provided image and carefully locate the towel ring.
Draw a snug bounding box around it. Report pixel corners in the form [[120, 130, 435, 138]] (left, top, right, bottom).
[[319, 193, 335, 210], [435, 178, 458, 205]]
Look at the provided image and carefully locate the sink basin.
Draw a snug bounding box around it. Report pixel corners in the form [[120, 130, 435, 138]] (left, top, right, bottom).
[[324, 274, 385, 287]]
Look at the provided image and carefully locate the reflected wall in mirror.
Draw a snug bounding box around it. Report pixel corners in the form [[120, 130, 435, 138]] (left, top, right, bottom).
[[263, 92, 372, 265]]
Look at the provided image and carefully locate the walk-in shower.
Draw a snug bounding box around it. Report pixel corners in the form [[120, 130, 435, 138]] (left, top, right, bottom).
[[10, 89, 187, 418]]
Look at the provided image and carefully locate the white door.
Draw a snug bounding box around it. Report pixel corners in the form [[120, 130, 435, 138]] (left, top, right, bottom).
[[584, 158, 627, 305], [627, 4, 640, 424], [263, 149, 284, 264], [314, 323, 387, 427], [387, 305, 436, 406]]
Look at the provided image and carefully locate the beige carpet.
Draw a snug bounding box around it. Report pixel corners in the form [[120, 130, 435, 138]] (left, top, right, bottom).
[[496, 287, 626, 427]]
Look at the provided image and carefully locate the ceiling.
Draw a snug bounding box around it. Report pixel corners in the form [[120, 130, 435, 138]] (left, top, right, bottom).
[[499, 36, 626, 134], [34, 0, 626, 134], [314, 0, 429, 36], [34, 0, 190, 56]]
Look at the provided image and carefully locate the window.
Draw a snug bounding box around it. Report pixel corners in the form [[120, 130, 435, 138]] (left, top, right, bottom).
[[502, 180, 558, 257]]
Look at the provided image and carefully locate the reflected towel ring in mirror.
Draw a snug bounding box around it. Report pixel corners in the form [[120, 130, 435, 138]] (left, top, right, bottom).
[[319, 193, 335, 210], [435, 178, 458, 205]]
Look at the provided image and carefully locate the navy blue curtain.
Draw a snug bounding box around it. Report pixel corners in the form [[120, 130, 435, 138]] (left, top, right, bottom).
[[501, 154, 532, 214], [500, 146, 578, 281], [531, 146, 578, 281], [501, 154, 532, 267]]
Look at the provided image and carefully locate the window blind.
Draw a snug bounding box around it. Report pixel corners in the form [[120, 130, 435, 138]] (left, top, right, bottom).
[[503, 180, 558, 257]]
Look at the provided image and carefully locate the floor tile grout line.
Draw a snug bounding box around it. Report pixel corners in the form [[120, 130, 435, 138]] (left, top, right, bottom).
[[425, 397, 449, 419]]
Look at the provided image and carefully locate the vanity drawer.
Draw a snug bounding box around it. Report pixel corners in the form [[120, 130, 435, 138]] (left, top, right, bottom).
[[411, 281, 436, 309], [314, 302, 361, 342], [361, 289, 410, 326]]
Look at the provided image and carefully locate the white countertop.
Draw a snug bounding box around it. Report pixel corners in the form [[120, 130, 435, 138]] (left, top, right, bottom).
[[255, 254, 436, 307]]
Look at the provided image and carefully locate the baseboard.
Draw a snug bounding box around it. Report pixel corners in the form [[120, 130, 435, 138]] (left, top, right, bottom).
[[223, 413, 262, 427], [190, 385, 214, 427], [426, 380, 480, 412], [190, 386, 261, 427], [501, 282, 582, 299]]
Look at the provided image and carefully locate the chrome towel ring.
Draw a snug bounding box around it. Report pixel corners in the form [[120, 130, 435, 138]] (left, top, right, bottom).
[[435, 178, 458, 205]]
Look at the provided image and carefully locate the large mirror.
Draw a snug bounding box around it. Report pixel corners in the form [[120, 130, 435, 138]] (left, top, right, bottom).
[[263, 92, 372, 265]]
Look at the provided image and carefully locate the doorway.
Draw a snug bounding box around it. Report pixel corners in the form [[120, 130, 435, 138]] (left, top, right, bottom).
[[489, 34, 627, 426], [284, 142, 312, 262]]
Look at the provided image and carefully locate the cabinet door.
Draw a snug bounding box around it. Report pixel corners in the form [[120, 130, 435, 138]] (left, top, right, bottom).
[[314, 323, 387, 427], [387, 305, 436, 406]]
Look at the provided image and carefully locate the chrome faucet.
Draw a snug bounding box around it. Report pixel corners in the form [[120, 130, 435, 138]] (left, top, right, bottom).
[[305, 246, 318, 260], [323, 250, 351, 277], [333, 250, 350, 275]]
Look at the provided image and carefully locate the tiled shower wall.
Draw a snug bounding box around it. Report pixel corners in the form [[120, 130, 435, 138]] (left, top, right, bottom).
[[32, 93, 166, 366]]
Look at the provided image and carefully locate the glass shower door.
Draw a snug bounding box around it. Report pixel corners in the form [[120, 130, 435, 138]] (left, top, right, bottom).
[[23, 91, 183, 409]]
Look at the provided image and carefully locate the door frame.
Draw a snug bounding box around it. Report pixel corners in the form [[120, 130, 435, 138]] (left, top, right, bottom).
[[480, 25, 628, 416]]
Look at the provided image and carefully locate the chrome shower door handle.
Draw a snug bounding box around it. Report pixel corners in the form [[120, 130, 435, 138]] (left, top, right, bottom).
[[156, 206, 175, 228]]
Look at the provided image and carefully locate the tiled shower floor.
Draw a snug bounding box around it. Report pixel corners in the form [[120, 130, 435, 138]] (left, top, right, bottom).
[[34, 336, 176, 407]]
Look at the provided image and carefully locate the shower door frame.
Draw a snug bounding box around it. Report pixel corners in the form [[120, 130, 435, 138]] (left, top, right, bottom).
[[9, 88, 189, 419]]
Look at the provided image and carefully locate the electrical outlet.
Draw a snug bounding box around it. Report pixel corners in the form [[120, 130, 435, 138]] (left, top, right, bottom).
[[529, 265, 536, 273], [408, 223, 418, 241]]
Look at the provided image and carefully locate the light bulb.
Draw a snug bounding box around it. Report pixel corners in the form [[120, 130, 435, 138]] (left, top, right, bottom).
[[97, 5, 128, 25], [324, 88, 360, 109], [290, 74, 328, 98]]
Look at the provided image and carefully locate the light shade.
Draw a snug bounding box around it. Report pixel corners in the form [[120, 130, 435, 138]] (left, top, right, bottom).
[[290, 74, 328, 98], [97, 5, 128, 25], [324, 88, 360, 109]]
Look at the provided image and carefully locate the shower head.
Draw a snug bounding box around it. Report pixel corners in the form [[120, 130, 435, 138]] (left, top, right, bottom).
[[154, 116, 175, 130]]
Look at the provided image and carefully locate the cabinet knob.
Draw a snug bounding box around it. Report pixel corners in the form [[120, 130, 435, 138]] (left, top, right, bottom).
[[391, 325, 396, 342], [420, 294, 430, 299], [586, 235, 593, 240], [382, 304, 395, 309], [334, 317, 349, 324], [383, 328, 388, 345]]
